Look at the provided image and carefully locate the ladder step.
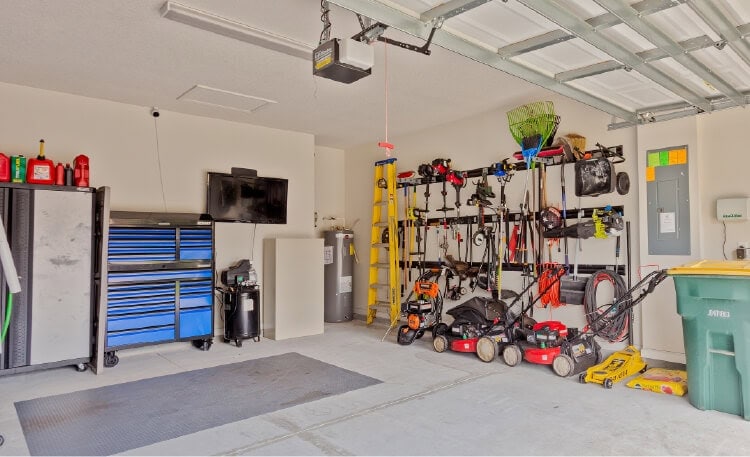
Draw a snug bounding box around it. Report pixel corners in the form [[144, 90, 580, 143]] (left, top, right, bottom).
[[372, 243, 390, 248], [374, 222, 389, 227], [370, 283, 389, 289], [372, 301, 392, 308], [371, 262, 390, 268], [373, 201, 388, 206]]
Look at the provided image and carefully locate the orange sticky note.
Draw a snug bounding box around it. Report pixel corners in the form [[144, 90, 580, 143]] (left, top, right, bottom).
[[646, 166, 655, 182], [676, 148, 687, 164], [669, 149, 680, 165]]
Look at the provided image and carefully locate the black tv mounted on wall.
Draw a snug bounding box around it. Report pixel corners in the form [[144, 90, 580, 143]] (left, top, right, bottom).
[[206, 171, 288, 224]]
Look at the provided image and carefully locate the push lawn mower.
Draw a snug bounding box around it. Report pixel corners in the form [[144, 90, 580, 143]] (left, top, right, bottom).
[[431, 266, 562, 363], [495, 265, 604, 377], [432, 291, 517, 362], [499, 319, 602, 378], [397, 269, 444, 345]]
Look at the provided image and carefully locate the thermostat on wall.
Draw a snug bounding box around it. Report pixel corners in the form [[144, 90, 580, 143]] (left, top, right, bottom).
[[716, 198, 750, 221]]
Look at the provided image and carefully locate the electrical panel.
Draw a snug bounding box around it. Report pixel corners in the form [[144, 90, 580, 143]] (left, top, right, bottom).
[[646, 145, 690, 255]]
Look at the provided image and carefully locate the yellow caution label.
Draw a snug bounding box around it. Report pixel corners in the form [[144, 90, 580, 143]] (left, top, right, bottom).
[[315, 56, 332, 70]]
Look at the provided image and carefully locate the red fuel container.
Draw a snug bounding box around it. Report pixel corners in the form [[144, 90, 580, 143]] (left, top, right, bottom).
[[74, 154, 89, 187], [27, 140, 55, 185], [0, 153, 9, 182]]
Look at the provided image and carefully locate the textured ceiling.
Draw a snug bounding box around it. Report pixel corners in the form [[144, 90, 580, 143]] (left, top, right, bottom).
[[0, 0, 549, 149], [4, 1, 746, 148]]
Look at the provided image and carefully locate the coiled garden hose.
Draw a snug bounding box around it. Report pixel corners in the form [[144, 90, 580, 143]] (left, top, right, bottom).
[[1, 292, 12, 343], [584, 270, 630, 342]]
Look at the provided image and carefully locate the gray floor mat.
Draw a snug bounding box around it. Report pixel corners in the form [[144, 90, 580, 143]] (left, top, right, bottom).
[[15, 352, 381, 456]]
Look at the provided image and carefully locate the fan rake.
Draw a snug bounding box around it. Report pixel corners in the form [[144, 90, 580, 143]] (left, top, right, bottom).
[[507, 101, 558, 167]]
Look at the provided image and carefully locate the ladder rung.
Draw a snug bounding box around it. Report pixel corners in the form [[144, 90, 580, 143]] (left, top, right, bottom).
[[372, 243, 390, 248], [370, 283, 390, 289], [371, 301, 392, 308], [374, 222, 389, 227], [371, 262, 390, 268], [373, 201, 388, 206]]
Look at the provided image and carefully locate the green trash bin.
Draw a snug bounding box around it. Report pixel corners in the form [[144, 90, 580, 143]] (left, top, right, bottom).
[[669, 260, 750, 420]]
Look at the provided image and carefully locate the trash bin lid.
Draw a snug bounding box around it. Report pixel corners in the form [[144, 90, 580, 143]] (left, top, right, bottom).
[[668, 260, 750, 276]]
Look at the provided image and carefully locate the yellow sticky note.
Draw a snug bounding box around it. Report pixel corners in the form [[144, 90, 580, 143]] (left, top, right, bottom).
[[676, 148, 687, 164], [646, 166, 655, 182]]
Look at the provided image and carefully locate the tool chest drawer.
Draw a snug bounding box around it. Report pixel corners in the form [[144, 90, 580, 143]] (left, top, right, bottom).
[[107, 326, 176, 348], [179, 228, 213, 260], [180, 280, 213, 308], [108, 228, 176, 263]]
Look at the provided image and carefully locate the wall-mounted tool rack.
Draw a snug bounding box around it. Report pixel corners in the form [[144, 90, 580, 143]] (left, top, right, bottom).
[[390, 144, 634, 343]]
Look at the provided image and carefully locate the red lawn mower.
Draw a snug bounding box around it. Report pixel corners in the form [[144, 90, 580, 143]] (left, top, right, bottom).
[[494, 266, 602, 377]]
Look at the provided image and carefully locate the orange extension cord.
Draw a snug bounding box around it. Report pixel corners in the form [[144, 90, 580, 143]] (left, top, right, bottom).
[[539, 265, 564, 308]]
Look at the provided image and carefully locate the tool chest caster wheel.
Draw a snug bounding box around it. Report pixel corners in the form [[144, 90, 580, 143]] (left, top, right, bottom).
[[104, 351, 119, 368], [604, 378, 614, 389], [192, 339, 213, 351], [236, 339, 243, 347], [75, 363, 88, 372], [578, 372, 587, 384]]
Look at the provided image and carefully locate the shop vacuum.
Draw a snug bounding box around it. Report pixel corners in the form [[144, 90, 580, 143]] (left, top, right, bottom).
[[221, 259, 260, 347]]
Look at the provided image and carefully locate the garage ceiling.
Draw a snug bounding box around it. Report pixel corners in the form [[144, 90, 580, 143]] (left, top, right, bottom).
[[330, 0, 750, 128], [0, 1, 748, 148]]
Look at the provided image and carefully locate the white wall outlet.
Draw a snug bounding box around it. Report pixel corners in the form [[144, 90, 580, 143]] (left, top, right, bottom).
[[739, 241, 749, 249]]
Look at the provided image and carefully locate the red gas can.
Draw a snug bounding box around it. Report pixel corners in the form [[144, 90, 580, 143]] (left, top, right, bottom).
[[0, 153, 10, 182], [26, 139, 55, 185], [73, 154, 89, 187]]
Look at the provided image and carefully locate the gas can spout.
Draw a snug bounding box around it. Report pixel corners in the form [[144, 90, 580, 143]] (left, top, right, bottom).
[[38, 139, 45, 159]]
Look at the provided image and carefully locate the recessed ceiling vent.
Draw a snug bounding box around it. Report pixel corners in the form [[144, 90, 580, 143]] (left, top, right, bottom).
[[177, 85, 277, 112]]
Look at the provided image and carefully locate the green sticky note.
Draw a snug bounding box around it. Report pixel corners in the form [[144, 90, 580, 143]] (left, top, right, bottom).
[[648, 152, 660, 167], [659, 151, 670, 166]]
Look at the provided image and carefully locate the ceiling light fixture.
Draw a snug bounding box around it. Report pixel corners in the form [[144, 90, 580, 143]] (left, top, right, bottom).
[[161, 1, 314, 60]]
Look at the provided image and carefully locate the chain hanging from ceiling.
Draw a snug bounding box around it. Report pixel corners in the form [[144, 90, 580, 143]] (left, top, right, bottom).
[[319, 0, 331, 45]]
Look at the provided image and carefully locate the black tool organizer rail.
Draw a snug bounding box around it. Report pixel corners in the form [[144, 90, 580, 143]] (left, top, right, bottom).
[[394, 145, 624, 188]]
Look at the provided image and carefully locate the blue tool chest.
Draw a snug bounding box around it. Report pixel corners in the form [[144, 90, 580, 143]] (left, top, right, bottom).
[[104, 212, 214, 354]]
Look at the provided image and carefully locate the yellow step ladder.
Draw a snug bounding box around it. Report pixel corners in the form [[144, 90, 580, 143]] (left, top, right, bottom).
[[368, 158, 400, 325]]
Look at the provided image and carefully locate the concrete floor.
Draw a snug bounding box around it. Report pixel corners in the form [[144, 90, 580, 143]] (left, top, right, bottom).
[[0, 321, 749, 456]]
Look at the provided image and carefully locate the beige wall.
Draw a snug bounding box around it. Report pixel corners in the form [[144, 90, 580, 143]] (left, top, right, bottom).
[[697, 108, 750, 260], [0, 81, 316, 334], [314, 145, 346, 237]]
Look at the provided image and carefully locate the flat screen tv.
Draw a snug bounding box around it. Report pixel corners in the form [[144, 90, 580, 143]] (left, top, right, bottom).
[[206, 172, 288, 224]]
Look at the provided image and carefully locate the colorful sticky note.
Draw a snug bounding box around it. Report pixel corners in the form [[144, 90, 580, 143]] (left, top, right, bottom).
[[669, 149, 680, 165], [659, 151, 670, 166], [646, 166, 655, 182], [648, 152, 660, 167], [676, 148, 687, 164]]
